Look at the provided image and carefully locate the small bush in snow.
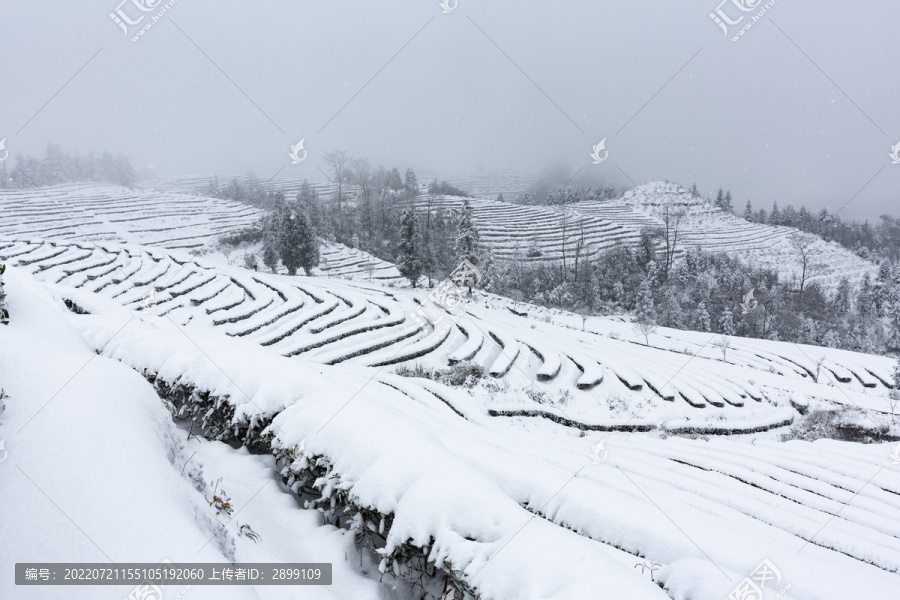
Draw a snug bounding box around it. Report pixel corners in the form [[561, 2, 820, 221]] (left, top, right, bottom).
[[395, 362, 485, 389], [525, 387, 550, 405], [781, 408, 891, 443], [606, 393, 628, 414]]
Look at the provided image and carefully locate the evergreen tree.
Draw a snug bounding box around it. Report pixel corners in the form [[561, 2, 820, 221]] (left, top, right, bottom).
[[715, 188, 725, 209], [723, 190, 733, 212], [279, 213, 306, 276], [404, 168, 419, 197], [770, 202, 781, 225], [637, 229, 656, 269], [743, 200, 754, 222], [397, 206, 424, 287], [297, 204, 320, 275], [262, 233, 279, 273], [633, 277, 657, 345], [886, 286, 900, 351], [455, 197, 480, 267], [782, 205, 797, 227], [694, 301, 711, 332], [719, 306, 735, 335]]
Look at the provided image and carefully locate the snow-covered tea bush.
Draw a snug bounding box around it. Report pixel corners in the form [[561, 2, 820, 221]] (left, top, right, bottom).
[[781, 407, 891, 443], [395, 361, 485, 389]]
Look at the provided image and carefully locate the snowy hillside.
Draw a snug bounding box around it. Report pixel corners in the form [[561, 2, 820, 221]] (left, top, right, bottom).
[[1, 237, 894, 433], [0, 183, 262, 251], [2, 244, 900, 600], [413, 182, 875, 291], [36, 177, 873, 293], [0, 183, 405, 286], [618, 182, 876, 290]]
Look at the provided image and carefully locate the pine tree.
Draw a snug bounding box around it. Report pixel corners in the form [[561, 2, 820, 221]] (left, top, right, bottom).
[[455, 197, 480, 267], [770, 202, 781, 225], [743, 200, 754, 222], [886, 286, 900, 351], [280, 213, 304, 276], [694, 301, 711, 332], [277, 201, 319, 276], [404, 168, 418, 196], [397, 206, 423, 287], [638, 229, 656, 268], [297, 204, 320, 275], [782, 205, 797, 227], [715, 188, 725, 209], [719, 306, 735, 335], [633, 277, 657, 345], [262, 233, 279, 273]]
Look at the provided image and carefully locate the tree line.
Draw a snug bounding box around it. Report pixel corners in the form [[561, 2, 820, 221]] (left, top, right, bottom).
[[238, 151, 485, 287], [0, 143, 137, 188]]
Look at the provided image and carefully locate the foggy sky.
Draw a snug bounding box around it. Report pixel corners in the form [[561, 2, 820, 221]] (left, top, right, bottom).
[[2, 0, 898, 220]]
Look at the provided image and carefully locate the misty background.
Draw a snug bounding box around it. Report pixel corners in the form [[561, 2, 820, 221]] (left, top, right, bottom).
[[1, 0, 898, 219]]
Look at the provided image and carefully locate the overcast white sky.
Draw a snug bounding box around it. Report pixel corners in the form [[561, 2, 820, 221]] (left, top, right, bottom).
[[1, 0, 898, 219]]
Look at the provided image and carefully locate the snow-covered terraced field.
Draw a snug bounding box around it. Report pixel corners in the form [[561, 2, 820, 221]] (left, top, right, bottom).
[[1, 236, 894, 434], [3, 267, 899, 600], [146, 175, 873, 288], [146, 175, 342, 202], [618, 182, 877, 288], [0, 183, 263, 250], [317, 243, 405, 284], [408, 182, 874, 289]]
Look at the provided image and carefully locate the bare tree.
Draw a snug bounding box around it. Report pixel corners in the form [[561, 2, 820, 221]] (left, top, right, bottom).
[[713, 336, 732, 362], [573, 224, 585, 284], [323, 150, 351, 212], [789, 233, 824, 300], [661, 203, 686, 276], [559, 208, 568, 280], [351, 158, 372, 240], [814, 355, 826, 383]]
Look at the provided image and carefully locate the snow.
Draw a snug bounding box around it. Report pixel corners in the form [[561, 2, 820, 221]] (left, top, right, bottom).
[[2, 233, 900, 599], [0, 269, 396, 599]]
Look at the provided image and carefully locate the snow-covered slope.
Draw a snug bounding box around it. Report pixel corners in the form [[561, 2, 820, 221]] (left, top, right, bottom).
[[0, 268, 387, 600], [617, 182, 875, 290], [2, 237, 894, 435], [0, 183, 407, 286], [411, 182, 874, 290], [2, 257, 900, 599], [0, 183, 262, 250]]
